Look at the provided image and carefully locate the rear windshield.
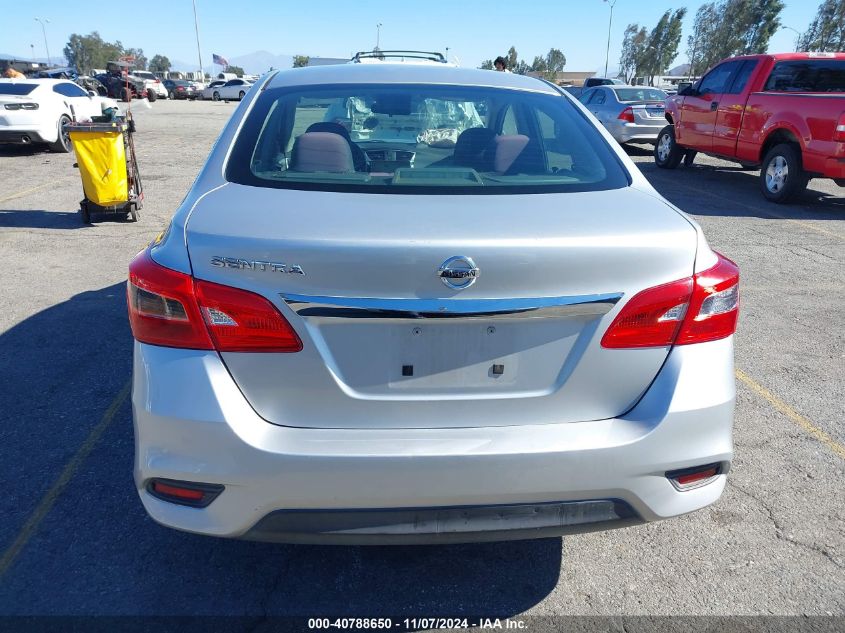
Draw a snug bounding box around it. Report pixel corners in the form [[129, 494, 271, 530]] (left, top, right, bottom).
[[0, 84, 38, 96], [614, 88, 666, 102], [226, 83, 629, 194], [764, 60, 845, 93]]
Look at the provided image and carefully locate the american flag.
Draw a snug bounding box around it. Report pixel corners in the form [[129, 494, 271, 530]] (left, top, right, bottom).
[[212, 53, 229, 67]]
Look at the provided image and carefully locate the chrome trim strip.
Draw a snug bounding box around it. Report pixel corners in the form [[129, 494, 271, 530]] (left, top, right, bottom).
[[283, 292, 622, 319]]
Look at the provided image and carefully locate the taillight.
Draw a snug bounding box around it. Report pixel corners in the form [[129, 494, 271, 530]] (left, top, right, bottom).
[[177, 86, 184, 91], [128, 250, 212, 349], [127, 249, 301, 352], [618, 106, 635, 123], [834, 112, 845, 142], [4, 103, 38, 110], [601, 253, 739, 349], [195, 279, 302, 352]]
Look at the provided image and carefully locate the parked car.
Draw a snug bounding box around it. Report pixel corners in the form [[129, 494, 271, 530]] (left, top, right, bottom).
[[95, 72, 145, 102], [0, 78, 117, 152], [162, 79, 198, 100], [584, 77, 624, 88], [214, 78, 254, 101], [579, 85, 668, 144], [128, 62, 739, 545], [657, 52, 845, 202], [200, 80, 227, 100], [76, 75, 108, 97], [131, 70, 167, 100]]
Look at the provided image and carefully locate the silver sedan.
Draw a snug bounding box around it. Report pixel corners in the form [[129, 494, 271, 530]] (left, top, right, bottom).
[[579, 85, 668, 144], [128, 64, 738, 545]]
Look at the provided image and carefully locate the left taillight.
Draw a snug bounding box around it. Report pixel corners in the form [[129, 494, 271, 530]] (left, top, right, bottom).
[[127, 249, 301, 352], [4, 103, 38, 110], [618, 106, 635, 123], [601, 252, 739, 349]]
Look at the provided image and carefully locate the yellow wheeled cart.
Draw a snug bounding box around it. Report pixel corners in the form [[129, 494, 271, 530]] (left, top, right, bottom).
[[67, 116, 143, 223]]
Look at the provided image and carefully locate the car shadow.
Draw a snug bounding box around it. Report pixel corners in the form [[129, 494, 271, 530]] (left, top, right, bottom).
[[627, 151, 845, 220], [0, 282, 562, 618], [0, 209, 88, 229], [0, 144, 52, 157]]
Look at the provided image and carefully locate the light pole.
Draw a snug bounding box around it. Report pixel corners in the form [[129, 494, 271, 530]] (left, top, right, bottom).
[[192, 0, 205, 82], [781, 26, 801, 52], [376, 23, 382, 50], [34, 18, 51, 66], [603, 0, 617, 78]]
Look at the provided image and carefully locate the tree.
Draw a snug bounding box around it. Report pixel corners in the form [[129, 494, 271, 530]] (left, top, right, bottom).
[[124, 48, 147, 70], [638, 8, 687, 85], [692, 0, 785, 74], [619, 23, 648, 83], [513, 59, 530, 75], [292, 55, 310, 68], [480, 59, 494, 70], [544, 48, 566, 81], [798, 0, 845, 51], [530, 55, 547, 73], [506, 46, 518, 71], [226, 65, 245, 76], [63, 32, 123, 74], [686, 3, 718, 76], [148, 55, 171, 73]]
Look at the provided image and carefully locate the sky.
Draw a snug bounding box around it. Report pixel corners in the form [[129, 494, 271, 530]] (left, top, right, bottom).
[[1, 0, 817, 73]]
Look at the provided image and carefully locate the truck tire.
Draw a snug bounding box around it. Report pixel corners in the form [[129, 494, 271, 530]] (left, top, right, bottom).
[[654, 125, 683, 169], [760, 143, 808, 203]]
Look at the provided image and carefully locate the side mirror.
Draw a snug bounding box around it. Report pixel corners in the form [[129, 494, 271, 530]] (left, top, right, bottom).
[[87, 90, 97, 98], [679, 84, 698, 97]]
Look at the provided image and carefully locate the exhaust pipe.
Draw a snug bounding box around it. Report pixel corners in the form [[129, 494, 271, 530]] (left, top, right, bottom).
[[20, 135, 31, 144]]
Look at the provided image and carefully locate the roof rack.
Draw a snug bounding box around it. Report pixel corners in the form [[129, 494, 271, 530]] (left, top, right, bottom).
[[351, 50, 448, 64]]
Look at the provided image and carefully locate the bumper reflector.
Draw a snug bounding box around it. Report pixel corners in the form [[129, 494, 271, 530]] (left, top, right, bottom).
[[147, 478, 224, 508], [666, 463, 722, 491]]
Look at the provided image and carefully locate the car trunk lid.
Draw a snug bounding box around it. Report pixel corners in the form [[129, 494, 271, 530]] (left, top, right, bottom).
[[184, 183, 696, 429]]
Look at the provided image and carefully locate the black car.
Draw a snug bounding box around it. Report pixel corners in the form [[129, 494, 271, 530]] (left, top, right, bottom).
[[95, 73, 144, 102], [162, 79, 198, 100]]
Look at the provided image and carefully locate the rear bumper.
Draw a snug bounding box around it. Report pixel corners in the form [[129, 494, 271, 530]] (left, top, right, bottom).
[[606, 120, 665, 144], [132, 337, 735, 543], [0, 127, 51, 144]]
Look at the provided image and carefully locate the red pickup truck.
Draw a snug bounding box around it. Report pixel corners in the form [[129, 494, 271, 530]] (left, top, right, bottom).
[[655, 52, 845, 203]]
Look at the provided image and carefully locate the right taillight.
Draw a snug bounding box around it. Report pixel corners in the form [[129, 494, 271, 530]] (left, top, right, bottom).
[[601, 252, 739, 349], [834, 111, 845, 142], [127, 249, 302, 352]]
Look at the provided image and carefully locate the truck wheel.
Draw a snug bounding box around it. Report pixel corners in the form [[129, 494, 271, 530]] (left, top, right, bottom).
[[147, 89, 157, 102], [760, 143, 808, 203], [654, 125, 683, 169], [48, 115, 72, 153]]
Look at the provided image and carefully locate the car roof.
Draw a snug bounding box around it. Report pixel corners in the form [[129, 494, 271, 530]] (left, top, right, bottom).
[[266, 63, 558, 94]]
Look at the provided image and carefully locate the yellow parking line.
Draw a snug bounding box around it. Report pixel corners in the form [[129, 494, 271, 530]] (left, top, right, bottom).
[[0, 379, 131, 580], [736, 368, 845, 460], [0, 180, 66, 204], [678, 182, 844, 241]]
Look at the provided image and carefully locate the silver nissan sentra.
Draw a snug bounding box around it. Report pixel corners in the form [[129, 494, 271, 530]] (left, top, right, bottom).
[[128, 58, 739, 544]]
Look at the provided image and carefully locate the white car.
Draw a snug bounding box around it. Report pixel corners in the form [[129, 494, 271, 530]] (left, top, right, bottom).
[[201, 80, 227, 100], [131, 71, 168, 100], [129, 63, 739, 545], [212, 78, 254, 101], [0, 79, 118, 152]]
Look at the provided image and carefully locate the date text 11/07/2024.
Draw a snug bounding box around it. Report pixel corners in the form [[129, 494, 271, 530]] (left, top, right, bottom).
[[307, 617, 528, 630]]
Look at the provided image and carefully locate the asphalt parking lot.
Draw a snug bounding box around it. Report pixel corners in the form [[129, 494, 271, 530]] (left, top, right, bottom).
[[0, 98, 843, 622]]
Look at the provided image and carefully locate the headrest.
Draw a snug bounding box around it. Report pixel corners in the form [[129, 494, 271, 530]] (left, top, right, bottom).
[[492, 134, 530, 174], [290, 132, 355, 173]]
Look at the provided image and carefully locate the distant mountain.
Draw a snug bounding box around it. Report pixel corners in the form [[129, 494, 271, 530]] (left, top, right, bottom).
[[668, 63, 691, 76]]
